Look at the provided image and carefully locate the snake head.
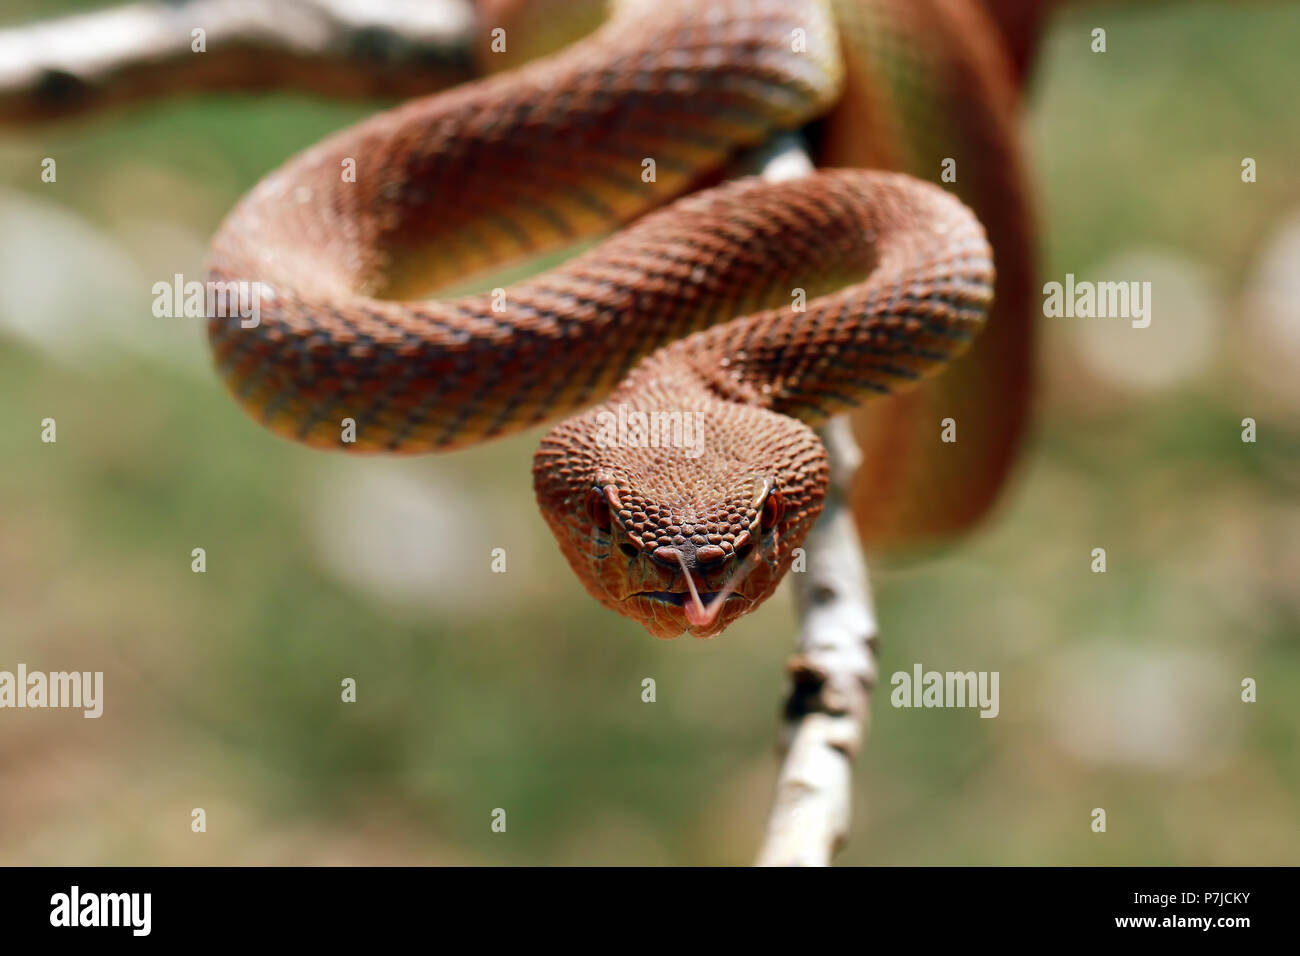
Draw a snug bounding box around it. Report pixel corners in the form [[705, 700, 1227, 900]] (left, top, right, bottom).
[[533, 385, 830, 639]]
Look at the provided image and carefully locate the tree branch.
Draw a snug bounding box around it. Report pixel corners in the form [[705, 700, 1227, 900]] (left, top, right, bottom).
[[756, 415, 879, 866], [731, 136, 879, 866], [0, 0, 477, 125]]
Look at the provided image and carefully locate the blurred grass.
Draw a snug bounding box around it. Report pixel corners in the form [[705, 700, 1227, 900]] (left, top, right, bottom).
[[0, 0, 1297, 865]]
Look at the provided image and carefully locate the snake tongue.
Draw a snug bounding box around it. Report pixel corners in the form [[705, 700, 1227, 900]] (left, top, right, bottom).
[[673, 548, 750, 630], [671, 549, 716, 627]]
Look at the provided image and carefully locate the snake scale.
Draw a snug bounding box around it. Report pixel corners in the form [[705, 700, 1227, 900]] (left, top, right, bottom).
[[207, 0, 1036, 638]]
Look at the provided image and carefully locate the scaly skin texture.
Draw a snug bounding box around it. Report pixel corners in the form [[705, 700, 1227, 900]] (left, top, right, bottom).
[[534, 172, 992, 637], [824, 0, 1036, 547], [207, 0, 1016, 638]]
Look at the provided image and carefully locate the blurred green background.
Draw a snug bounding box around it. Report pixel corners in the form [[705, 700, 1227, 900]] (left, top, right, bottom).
[[1, 0, 1297, 865]]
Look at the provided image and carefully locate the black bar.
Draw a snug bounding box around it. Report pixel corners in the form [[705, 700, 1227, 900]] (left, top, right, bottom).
[[0, 866, 1286, 942]]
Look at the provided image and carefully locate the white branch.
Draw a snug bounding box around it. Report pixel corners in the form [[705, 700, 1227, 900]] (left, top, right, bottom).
[[755, 416, 878, 866], [0, 0, 476, 124], [740, 134, 880, 866]]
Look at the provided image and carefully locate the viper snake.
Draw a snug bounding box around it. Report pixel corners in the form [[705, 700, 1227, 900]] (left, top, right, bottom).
[[206, 0, 1036, 638]]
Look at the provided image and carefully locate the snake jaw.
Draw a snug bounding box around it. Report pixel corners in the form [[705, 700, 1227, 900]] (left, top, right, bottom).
[[615, 525, 776, 638], [622, 592, 752, 639], [550, 482, 821, 639]]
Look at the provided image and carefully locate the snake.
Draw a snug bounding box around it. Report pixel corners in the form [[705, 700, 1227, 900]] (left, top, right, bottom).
[[206, 0, 1037, 639]]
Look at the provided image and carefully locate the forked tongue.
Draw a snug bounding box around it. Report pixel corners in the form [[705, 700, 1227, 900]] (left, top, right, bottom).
[[673, 548, 758, 630]]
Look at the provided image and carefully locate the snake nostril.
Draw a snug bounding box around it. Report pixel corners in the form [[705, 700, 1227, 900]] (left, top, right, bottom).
[[619, 543, 639, 559]]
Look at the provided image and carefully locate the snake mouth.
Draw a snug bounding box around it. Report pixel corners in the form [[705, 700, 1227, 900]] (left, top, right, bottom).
[[625, 590, 751, 639], [625, 539, 766, 632], [633, 591, 735, 608]]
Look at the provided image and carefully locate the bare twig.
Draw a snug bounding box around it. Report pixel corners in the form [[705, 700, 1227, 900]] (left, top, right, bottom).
[[0, 0, 477, 125], [738, 136, 881, 866], [738, 136, 878, 868], [756, 416, 879, 866]]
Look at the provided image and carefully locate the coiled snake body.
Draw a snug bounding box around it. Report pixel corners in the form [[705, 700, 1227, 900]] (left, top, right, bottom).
[[207, 0, 1034, 638]]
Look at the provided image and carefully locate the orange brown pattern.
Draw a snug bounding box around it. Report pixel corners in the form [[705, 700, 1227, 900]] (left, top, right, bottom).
[[205, 0, 1013, 637]]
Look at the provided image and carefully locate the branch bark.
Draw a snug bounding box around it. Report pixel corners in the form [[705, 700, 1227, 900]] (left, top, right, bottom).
[[755, 416, 879, 866], [0, 0, 477, 125], [736, 136, 880, 866]]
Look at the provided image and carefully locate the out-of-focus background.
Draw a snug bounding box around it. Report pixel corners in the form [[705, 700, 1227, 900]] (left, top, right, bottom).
[[1, 0, 1297, 865]]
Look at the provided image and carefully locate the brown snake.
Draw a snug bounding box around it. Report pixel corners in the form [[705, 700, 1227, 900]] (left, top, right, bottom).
[[207, 0, 1035, 639]]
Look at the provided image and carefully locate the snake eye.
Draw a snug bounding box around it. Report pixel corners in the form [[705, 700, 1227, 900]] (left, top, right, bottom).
[[585, 486, 612, 532], [760, 489, 784, 529]]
